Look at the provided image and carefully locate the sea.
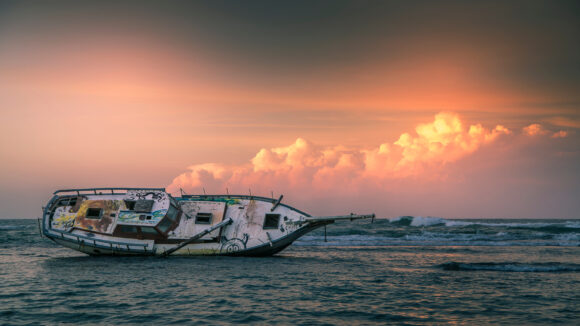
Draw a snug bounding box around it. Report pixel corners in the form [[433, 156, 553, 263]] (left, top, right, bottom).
[[1, 217, 579, 325]]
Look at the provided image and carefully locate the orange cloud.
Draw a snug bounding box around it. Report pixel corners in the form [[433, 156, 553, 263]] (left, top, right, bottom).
[[546, 117, 580, 129], [168, 113, 511, 195], [523, 123, 570, 139], [392, 112, 510, 169], [551, 130, 568, 138], [523, 123, 549, 136]]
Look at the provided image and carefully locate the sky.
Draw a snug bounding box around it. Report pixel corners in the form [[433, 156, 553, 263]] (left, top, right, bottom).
[[1, 0, 579, 219]]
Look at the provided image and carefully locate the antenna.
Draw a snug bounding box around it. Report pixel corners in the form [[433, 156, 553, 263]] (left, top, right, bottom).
[[202, 187, 206, 195]]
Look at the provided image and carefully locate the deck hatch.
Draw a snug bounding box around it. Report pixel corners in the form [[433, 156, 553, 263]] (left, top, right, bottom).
[[134, 200, 154, 213], [86, 208, 103, 219], [263, 214, 280, 229], [195, 212, 212, 224]]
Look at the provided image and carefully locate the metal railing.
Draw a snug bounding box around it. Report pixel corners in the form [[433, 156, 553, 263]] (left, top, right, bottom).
[[179, 194, 311, 216], [49, 229, 152, 254], [53, 187, 166, 195]]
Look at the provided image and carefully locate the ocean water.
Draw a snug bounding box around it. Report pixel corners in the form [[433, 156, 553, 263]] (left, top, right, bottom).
[[1, 217, 579, 325]]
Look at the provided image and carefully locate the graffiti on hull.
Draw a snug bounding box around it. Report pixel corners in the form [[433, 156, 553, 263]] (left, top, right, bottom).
[[220, 233, 249, 253], [127, 190, 167, 202], [52, 211, 76, 229], [117, 209, 167, 226]]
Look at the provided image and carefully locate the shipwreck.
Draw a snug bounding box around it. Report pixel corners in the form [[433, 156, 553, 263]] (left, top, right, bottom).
[[41, 187, 374, 256]]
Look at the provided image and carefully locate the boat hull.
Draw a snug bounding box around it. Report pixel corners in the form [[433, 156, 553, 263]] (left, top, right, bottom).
[[42, 188, 371, 257], [45, 222, 328, 257]]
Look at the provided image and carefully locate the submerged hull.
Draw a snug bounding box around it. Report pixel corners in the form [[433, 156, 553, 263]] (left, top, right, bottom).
[[41, 188, 372, 257]]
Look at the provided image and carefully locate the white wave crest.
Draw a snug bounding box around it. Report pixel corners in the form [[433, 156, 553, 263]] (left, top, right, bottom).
[[410, 216, 445, 227], [388, 216, 411, 223]]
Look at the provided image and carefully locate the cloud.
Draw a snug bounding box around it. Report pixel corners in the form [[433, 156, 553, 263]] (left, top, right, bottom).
[[551, 130, 568, 138], [392, 112, 510, 169], [546, 117, 580, 129], [168, 112, 511, 196], [523, 123, 569, 139], [523, 123, 549, 136]]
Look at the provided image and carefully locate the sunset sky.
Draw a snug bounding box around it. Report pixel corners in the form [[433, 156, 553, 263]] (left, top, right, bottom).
[[1, 1, 579, 219]]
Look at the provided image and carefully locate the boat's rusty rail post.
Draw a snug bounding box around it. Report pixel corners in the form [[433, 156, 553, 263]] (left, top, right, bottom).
[[37, 218, 43, 238]]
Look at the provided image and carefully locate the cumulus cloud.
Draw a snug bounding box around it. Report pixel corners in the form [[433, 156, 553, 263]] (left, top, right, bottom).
[[168, 112, 511, 196], [546, 116, 580, 129], [551, 130, 568, 138], [523, 123, 569, 139], [523, 123, 549, 136], [392, 113, 510, 170]]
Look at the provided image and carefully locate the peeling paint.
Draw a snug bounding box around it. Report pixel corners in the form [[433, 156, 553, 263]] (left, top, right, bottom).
[[52, 210, 75, 229], [73, 200, 120, 233]]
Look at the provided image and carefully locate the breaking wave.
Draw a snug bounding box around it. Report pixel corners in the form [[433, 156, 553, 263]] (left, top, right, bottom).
[[389, 216, 580, 230], [389, 216, 445, 227], [438, 262, 580, 272], [295, 217, 580, 247]]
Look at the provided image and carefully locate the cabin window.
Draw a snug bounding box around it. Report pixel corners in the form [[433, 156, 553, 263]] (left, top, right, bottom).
[[195, 212, 212, 224], [119, 225, 138, 234], [140, 227, 159, 235], [86, 208, 103, 219], [263, 214, 280, 229], [166, 205, 178, 221], [124, 200, 136, 210], [157, 217, 174, 233]]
